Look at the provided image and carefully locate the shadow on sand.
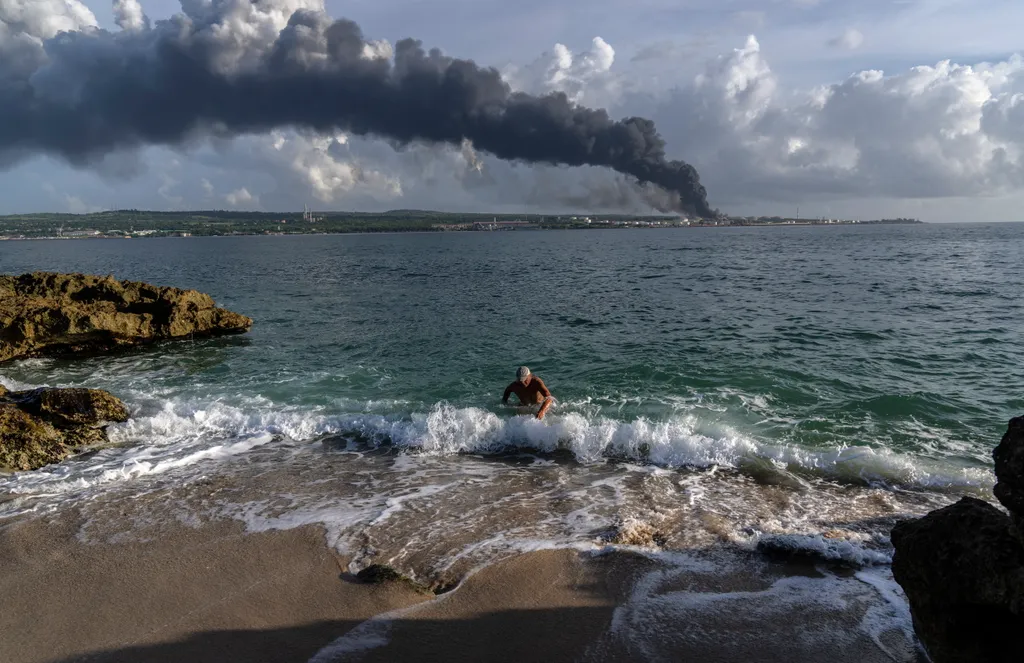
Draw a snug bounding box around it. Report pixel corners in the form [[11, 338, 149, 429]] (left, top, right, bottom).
[[53, 607, 616, 663]]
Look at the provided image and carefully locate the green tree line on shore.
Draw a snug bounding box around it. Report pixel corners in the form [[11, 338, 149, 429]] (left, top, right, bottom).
[[0, 210, 677, 238]]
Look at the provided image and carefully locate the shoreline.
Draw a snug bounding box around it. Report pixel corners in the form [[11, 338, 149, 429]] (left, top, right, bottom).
[[0, 220, 926, 242], [0, 506, 925, 663]]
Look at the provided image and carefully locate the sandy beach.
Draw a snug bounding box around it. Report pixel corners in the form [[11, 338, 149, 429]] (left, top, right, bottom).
[[0, 514, 425, 663], [0, 506, 924, 663]]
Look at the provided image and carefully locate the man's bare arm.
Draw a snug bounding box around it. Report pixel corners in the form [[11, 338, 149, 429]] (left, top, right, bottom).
[[535, 378, 553, 420], [502, 384, 514, 404]]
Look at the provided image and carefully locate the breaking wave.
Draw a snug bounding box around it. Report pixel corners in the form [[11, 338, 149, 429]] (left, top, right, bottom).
[[1, 395, 993, 502]]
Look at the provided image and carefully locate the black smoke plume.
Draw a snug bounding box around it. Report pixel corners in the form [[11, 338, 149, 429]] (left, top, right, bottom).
[[1, 8, 713, 216]]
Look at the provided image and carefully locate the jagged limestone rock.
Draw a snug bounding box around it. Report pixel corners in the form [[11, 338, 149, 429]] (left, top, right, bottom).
[[891, 416, 1024, 663], [0, 272, 252, 362], [12, 388, 130, 428], [0, 387, 130, 471], [994, 416, 1024, 544], [0, 403, 66, 471]]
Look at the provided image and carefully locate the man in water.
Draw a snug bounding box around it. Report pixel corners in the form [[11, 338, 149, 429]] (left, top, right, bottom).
[[502, 366, 554, 420]]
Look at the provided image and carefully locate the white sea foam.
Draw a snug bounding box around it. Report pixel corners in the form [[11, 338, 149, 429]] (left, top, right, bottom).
[[748, 532, 893, 566], [4, 433, 276, 497], [368, 482, 458, 527], [599, 553, 921, 661], [351, 403, 991, 491], [306, 609, 404, 663], [106, 396, 357, 446], [226, 496, 384, 560], [306, 621, 391, 663], [0, 383, 948, 602], [855, 568, 923, 660], [0, 373, 42, 391], [0, 396, 993, 505]]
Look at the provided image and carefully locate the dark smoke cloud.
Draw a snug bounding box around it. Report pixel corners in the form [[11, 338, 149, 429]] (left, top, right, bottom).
[[1, 7, 713, 216]]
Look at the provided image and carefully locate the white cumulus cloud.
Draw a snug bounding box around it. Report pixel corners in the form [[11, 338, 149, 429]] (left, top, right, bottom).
[[113, 0, 148, 31], [225, 186, 256, 206], [242, 131, 403, 204], [0, 0, 98, 79], [505, 36, 617, 104], [0, 0, 96, 39], [635, 36, 1024, 206]]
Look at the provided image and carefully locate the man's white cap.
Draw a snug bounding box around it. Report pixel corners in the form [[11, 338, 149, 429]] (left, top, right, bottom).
[[517, 366, 531, 380]]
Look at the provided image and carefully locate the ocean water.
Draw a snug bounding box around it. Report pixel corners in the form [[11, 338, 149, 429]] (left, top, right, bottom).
[[1, 224, 1022, 585]]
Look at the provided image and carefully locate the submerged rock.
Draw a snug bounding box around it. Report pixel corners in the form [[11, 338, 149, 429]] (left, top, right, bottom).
[[355, 564, 432, 594], [891, 416, 1024, 663], [354, 563, 455, 595], [606, 519, 666, 547], [0, 272, 252, 362], [0, 387, 130, 471], [356, 564, 410, 585]]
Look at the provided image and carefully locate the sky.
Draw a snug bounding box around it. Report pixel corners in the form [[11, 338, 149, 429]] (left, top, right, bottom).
[[2, 0, 1024, 221]]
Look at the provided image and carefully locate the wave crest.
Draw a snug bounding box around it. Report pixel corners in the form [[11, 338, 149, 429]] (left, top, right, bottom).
[[2, 398, 993, 499]]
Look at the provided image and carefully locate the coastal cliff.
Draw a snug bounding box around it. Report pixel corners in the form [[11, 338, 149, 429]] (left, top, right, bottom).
[[0, 272, 252, 363], [891, 417, 1024, 663], [0, 386, 130, 470]]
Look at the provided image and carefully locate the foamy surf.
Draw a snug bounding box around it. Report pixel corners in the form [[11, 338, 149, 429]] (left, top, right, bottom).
[[3, 433, 276, 499], [594, 550, 923, 662], [0, 381, 986, 585], [0, 396, 992, 506]]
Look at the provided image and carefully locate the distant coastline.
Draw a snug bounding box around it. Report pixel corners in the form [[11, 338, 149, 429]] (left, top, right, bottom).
[[0, 209, 922, 241]]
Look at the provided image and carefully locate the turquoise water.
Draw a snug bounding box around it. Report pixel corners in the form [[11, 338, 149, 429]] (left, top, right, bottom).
[[1, 224, 1021, 572], [3, 225, 1021, 472]]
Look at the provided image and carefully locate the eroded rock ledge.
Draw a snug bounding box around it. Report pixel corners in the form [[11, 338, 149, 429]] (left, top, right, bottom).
[[0, 272, 252, 362], [0, 386, 130, 470], [891, 417, 1024, 663]]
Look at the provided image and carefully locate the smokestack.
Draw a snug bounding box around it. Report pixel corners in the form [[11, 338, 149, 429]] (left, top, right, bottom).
[[0, 3, 713, 216]]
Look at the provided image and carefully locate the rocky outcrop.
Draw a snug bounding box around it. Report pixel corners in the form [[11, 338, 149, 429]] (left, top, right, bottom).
[[994, 416, 1024, 545], [0, 387, 130, 471], [0, 272, 252, 362], [891, 416, 1024, 663]]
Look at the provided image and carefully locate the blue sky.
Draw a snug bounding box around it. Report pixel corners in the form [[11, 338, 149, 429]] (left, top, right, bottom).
[[4, 0, 1024, 220]]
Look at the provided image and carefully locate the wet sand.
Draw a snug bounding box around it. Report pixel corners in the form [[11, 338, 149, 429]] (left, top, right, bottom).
[[0, 514, 428, 663], [0, 511, 923, 663]]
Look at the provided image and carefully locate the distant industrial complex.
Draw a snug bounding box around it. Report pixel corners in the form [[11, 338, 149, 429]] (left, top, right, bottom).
[[430, 214, 918, 231], [0, 208, 921, 241]]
